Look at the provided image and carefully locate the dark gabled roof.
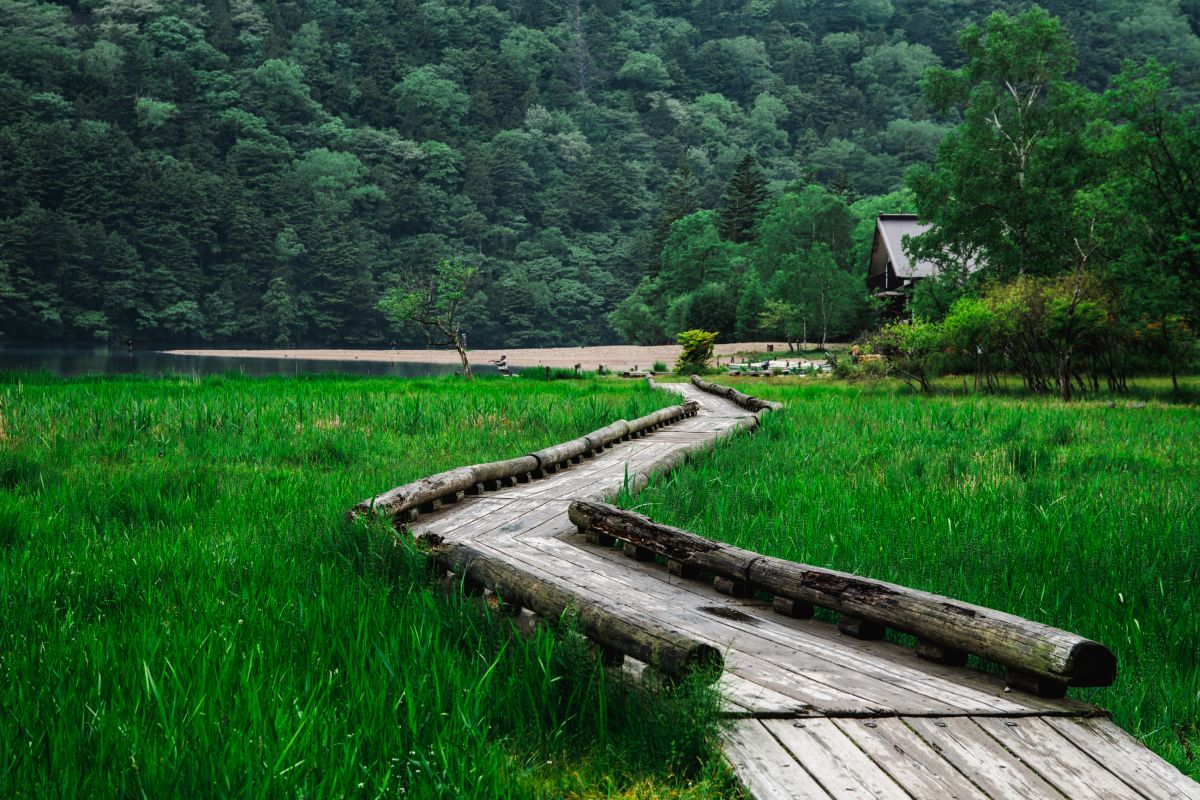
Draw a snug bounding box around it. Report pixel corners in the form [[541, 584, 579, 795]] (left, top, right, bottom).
[[875, 214, 938, 279]]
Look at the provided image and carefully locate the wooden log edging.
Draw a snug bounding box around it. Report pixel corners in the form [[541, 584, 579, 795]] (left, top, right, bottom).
[[349, 398, 700, 523], [567, 500, 1117, 697], [690, 374, 784, 413], [424, 539, 724, 682]]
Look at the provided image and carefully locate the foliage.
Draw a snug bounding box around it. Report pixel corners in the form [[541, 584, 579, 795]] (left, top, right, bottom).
[[613, 183, 874, 345], [907, 7, 1094, 281], [619, 378, 1200, 780], [674, 329, 718, 374], [864, 318, 944, 392], [904, 9, 1200, 346], [758, 298, 805, 349], [0, 373, 736, 797], [716, 154, 768, 244], [939, 296, 1003, 390], [864, 271, 1196, 398], [4, 0, 1199, 346], [377, 258, 478, 377]]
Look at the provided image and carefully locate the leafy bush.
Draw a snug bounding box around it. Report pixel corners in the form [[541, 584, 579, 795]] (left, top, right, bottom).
[[941, 297, 1004, 390], [866, 270, 1198, 399], [674, 330, 718, 374], [864, 320, 945, 392]]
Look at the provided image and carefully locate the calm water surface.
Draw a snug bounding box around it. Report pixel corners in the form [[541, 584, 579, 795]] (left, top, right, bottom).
[[0, 344, 493, 378]]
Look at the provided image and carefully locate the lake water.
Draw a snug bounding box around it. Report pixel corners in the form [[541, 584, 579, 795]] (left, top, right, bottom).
[[0, 343, 494, 378]]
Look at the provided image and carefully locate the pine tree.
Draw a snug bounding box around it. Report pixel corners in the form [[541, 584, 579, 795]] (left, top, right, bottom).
[[735, 271, 766, 341], [647, 165, 701, 274], [259, 275, 305, 346], [717, 155, 769, 244]]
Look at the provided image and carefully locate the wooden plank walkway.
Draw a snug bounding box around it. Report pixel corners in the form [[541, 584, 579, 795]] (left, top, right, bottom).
[[408, 382, 1200, 799]]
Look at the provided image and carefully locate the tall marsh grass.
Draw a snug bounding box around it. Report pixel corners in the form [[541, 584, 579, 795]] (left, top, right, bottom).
[[623, 378, 1200, 778], [0, 372, 730, 798]]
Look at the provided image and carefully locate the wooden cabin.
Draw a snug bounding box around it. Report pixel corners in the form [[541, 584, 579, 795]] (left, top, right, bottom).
[[866, 214, 979, 316]]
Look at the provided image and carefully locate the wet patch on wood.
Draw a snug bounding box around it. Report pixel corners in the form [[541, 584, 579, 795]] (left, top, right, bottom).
[[699, 605, 759, 624]]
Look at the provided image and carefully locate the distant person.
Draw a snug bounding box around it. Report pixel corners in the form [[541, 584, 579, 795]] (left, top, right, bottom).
[[490, 354, 510, 376], [851, 344, 861, 365], [125, 337, 133, 354], [389, 340, 396, 351]]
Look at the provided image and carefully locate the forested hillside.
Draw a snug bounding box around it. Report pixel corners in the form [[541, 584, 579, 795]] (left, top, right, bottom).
[[2, 0, 1198, 346]]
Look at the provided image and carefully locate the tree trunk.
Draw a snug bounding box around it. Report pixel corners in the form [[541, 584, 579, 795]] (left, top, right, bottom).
[[453, 330, 473, 380], [1059, 347, 1073, 402]]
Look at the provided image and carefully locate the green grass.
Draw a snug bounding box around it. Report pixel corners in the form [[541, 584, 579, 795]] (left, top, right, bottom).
[[0, 372, 733, 799], [621, 377, 1200, 779]]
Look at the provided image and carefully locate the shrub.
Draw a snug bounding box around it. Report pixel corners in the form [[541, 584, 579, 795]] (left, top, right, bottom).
[[941, 297, 1003, 391], [865, 319, 944, 393], [673, 330, 718, 374]]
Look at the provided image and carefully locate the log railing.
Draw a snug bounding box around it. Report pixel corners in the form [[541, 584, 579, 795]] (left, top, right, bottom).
[[567, 499, 1117, 698], [690, 374, 784, 413], [349, 378, 780, 682], [350, 399, 700, 524], [432, 539, 723, 681], [347, 393, 720, 682]]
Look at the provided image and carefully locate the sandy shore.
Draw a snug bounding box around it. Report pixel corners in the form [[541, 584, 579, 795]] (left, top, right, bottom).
[[164, 342, 793, 372]]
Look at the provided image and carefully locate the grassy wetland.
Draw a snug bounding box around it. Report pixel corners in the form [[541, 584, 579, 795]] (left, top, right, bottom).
[[624, 376, 1200, 779], [0, 372, 732, 799]]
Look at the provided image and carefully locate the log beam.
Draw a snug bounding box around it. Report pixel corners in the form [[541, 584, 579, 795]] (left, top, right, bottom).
[[426, 539, 723, 682], [567, 499, 1116, 689]]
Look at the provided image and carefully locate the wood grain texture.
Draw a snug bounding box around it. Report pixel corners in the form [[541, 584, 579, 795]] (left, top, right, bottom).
[[389, 380, 1198, 800], [567, 499, 1115, 688], [723, 720, 834, 800], [765, 718, 911, 800]]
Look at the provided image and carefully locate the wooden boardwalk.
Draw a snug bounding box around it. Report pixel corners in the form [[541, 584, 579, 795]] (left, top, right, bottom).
[[407, 382, 1200, 799]]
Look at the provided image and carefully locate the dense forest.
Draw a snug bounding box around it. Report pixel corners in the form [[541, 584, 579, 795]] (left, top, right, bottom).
[[2, 0, 1199, 346]]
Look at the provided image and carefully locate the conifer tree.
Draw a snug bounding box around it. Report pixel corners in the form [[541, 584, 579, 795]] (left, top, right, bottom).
[[647, 165, 701, 274], [717, 155, 769, 244]]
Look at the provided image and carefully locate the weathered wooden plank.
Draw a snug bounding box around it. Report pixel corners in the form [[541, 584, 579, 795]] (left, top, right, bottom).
[[504, 530, 1051, 716], [724, 655, 894, 716], [765, 718, 911, 800], [568, 500, 1116, 689], [415, 499, 556, 545], [539, 531, 1047, 715], [973, 716, 1149, 799], [904, 717, 1067, 799], [481, 530, 941, 714], [723, 720, 834, 800], [410, 496, 510, 537], [506, 531, 1007, 716], [718, 674, 815, 717], [1044, 717, 1200, 800], [833, 717, 989, 800], [428, 540, 722, 681], [491, 500, 568, 539], [505, 443, 670, 500]]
